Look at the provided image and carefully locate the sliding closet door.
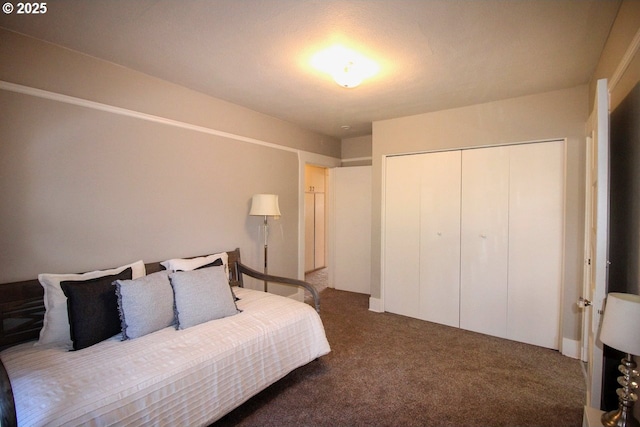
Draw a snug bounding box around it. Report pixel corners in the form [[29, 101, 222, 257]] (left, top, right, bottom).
[[508, 141, 564, 349], [385, 143, 563, 348], [460, 146, 509, 338], [419, 150, 461, 327], [384, 155, 421, 318]]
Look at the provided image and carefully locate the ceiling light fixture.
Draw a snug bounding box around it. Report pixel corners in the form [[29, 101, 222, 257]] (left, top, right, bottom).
[[311, 45, 379, 88]]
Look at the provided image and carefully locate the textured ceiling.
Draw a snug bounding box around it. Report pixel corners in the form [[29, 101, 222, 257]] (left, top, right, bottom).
[[0, 0, 621, 139]]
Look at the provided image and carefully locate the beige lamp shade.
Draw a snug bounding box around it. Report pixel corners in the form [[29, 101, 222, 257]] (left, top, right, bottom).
[[599, 293, 640, 356], [249, 194, 281, 217]]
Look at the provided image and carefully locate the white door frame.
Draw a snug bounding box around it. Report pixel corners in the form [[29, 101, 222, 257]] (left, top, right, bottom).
[[580, 135, 594, 363]]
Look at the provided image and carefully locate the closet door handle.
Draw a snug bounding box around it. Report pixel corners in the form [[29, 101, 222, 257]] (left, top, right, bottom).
[[480, 234, 487, 239]]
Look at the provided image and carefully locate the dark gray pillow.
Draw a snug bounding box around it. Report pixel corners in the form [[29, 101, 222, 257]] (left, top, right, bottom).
[[190, 258, 239, 301], [180, 257, 223, 271], [60, 267, 132, 350], [169, 266, 239, 329], [114, 270, 175, 339]]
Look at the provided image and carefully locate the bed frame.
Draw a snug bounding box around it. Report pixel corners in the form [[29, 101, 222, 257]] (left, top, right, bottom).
[[0, 248, 320, 427]]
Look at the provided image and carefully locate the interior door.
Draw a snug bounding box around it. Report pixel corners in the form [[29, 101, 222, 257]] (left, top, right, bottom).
[[583, 78, 610, 409], [580, 135, 594, 363], [333, 166, 371, 294]]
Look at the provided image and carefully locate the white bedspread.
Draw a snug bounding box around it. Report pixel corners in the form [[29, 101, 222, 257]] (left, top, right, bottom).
[[0, 288, 331, 427]]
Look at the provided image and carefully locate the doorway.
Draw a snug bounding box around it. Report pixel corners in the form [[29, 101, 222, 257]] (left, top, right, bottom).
[[304, 165, 327, 274]]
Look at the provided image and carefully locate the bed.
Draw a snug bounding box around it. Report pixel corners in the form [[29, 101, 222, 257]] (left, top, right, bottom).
[[0, 249, 330, 427]]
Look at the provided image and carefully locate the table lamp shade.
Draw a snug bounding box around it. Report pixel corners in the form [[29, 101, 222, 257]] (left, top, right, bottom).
[[249, 194, 281, 217], [600, 293, 640, 356]]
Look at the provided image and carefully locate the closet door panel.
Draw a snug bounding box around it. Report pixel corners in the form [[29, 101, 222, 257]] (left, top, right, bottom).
[[508, 141, 564, 349], [384, 155, 421, 318], [460, 147, 509, 338], [419, 150, 461, 327]]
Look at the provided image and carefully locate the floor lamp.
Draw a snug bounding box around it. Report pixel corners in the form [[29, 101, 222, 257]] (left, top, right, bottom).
[[249, 194, 281, 292], [599, 293, 640, 427]]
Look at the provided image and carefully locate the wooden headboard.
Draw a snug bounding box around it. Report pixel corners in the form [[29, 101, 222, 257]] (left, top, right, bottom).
[[0, 249, 246, 350]]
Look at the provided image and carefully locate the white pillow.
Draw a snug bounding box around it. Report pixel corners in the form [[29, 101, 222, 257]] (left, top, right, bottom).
[[169, 266, 239, 329], [161, 252, 228, 276], [37, 260, 145, 346]]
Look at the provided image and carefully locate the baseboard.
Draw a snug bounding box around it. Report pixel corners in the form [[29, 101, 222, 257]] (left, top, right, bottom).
[[562, 337, 581, 359], [369, 297, 383, 313]]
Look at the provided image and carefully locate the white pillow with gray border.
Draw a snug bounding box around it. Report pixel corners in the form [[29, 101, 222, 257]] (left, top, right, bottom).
[[160, 252, 228, 277]]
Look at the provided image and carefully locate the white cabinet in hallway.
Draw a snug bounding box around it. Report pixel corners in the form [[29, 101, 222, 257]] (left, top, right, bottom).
[[305, 165, 327, 272], [383, 141, 564, 349]]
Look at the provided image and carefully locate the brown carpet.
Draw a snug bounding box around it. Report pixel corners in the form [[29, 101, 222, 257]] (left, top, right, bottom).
[[214, 288, 585, 427], [304, 269, 328, 303]]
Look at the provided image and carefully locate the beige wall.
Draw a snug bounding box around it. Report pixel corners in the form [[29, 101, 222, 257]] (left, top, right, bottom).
[[0, 29, 340, 158], [0, 29, 340, 287], [372, 85, 589, 344], [341, 135, 372, 166], [589, 0, 640, 110]]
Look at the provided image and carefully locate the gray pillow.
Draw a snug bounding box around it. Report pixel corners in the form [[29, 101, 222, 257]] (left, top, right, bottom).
[[169, 266, 239, 329], [114, 270, 175, 339]]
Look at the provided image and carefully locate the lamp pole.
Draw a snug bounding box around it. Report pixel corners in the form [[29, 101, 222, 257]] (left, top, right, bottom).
[[262, 215, 268, 292], [249, 194, 281, 293]]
